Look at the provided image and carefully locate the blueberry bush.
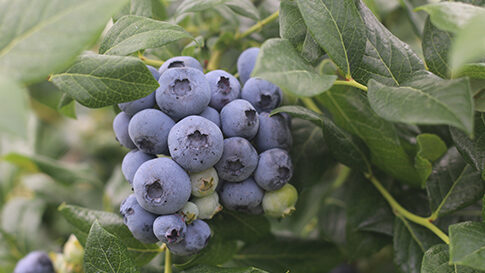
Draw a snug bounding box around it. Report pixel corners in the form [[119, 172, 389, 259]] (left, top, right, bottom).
[[1, 0, 485, 272]]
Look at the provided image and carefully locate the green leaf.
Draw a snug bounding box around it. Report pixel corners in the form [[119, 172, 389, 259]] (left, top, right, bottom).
[[184, 265, 268, 273], [367, 73, 474, 135], [353, 0, 425, 86], [175, 235, 237, 269], [426, 147, 484, 217], [57, 94, 77, 119], [234, 237, 343, 273], [414, 134, 447, 183], [449, 221, 485, 270], [0, 76, 28, 137], [99, 16, 191, 56], [176, 0, 228, 15], [271, 105, 323, 123], [301, 32, 325, 65], [450, 113, 485, 179], [279, 0, 307, 47], [3, 153, 101, 186], [457, 63, 485, 80], [318, 86, 422, 187], [58, 204, 159, 266], [296, 0, 366, 77], [421, 244, 480, 273], [0, 0, 128, 85], [421, 18, 452, 79], [416, 2, 485, 33], [393, 217, 442, 273], [210, 211, 271, 244], [225, 0, 259, 20], [51, 54, 159, 108], [130, 0, 166, 20], [450, 15, 485, 71], [252, 39, 336, 97], [182, 36, 204, 56], [84, 221, 138, 273]]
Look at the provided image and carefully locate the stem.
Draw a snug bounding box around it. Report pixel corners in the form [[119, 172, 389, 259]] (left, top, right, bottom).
[[137, 52, 164, 67], [236, 10, 279, 40], [366, 173, 450, 244], [334, 79, 368, 92], [164, 249, 172, 273], [207, 49, 223, 71], [330, 165, 351, 190], [301, 98, 322, 114]]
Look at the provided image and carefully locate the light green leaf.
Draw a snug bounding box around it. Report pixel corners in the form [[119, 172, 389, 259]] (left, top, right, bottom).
[[252, 39, 336, 97], [99, 15, 191, 56], [450, 15, 485, 71], [57, 94, 76, 119], [182, 36, 204, 56], [50, 54, 159, 108], [176, 0, 228, 15], [449, 222, 485, 270], [296, 0, 366, 77], [271, 105, 323, 123], [422, 18, 453, 78], [456, 63, 485, 79], [0, 76, 28, 137], [414, 134, 447, 183], [426, 148, 484, 217], [416, 2, 485, 33], [130, 0, 166, 20], [421, 244, 480, 273], [225, 0, 259, 20], [0, 0, 128, 85], [367, 73, 474, 135], [84, 221, 138, 273]]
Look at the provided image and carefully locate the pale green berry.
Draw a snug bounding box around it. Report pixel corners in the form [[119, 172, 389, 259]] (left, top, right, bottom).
[[193, 192, 223, 219], [179, 202, 199, 224], [262, 184, 298, 218], [63, 234, 84, 265], [189, 167, 219, 197]]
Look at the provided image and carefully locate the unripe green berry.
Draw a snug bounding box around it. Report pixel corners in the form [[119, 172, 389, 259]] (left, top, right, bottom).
[[179, 201, 199, 224], [63, 234, 84, 265], [193, 192, 222, 219], [262, 184, 298, 218], [190, 167, 219, 197]]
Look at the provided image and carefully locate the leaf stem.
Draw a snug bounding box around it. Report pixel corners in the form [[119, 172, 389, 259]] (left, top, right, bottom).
[[365, 173, 450, 244], [235, 10, 280, 40], [164, 248, 172, 273], [334, 79, 368, 92], [137, 52, 164, 67], [301, 98, 322, 114]]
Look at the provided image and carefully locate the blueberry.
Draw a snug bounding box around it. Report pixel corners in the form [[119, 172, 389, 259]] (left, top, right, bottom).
[[153, 214, 187, 244], [128, 109, 175, 154], [121, 150, 156, 185], [14, 251, 54, 273], [167, 220, 211, 256], [199, 106, 221, 128], [178, 202, 199, 224], [237, 47, 259, 85], [113, 112, 136, 149], [214, 137, 258, 182], [262, 184, 298, 218], [120, 194, 158, 243], [118, 65, 159, 116], [254, 148, 293, 191], [219, 178, 264, 213], [254, 112, 292, 152], [190, 167, 219, 197], [206, 70, 241, 111], [159, 56, 203, 75], [168, 116, 224, 172], [133, 158, 191, 214], [192, 192, 222, 219], [220, 99, 259, 139], [156, 67, 211, 120], [241, 78, 282, 113]]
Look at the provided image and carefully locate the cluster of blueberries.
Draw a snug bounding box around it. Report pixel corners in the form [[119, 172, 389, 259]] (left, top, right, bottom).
[[114, 48, 298, 256]]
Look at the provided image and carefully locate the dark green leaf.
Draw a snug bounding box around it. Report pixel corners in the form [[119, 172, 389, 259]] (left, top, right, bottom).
[[58, 94, 76, 119], [210, 210, 270, 244], [3, 153, 101, 186], [449, 221, 485, 270], [99, 16, 191, 56], [475, 90, 485, 112], [422, 18, 452, 78], [279, 0, 307, 47], [271, 105, 323, 123], [450, 113, 485, 179], [0, 76, 28, 137], [301, 32, 325, 65], [426, 147, 484, 217], [0, 0, 128, 84], [51, 54, 159, 108], [184, 265, 268, 273], [296, 0, 366, 77], [421, 244, 480, 273], [176, 235, 237, 269], [414, 134, 447, 183], [367, 73, 474, 135], [393, 217, 442, 273], [234, 237, 343, 273], [318, 86, 422, 186], [84, 221, 138, 273], [252, 39, 336, 97], [225, 0, 259, 20], [130, 0, 166, 20], [416, 2, 485, 33], [58, 204, 159, 266]]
